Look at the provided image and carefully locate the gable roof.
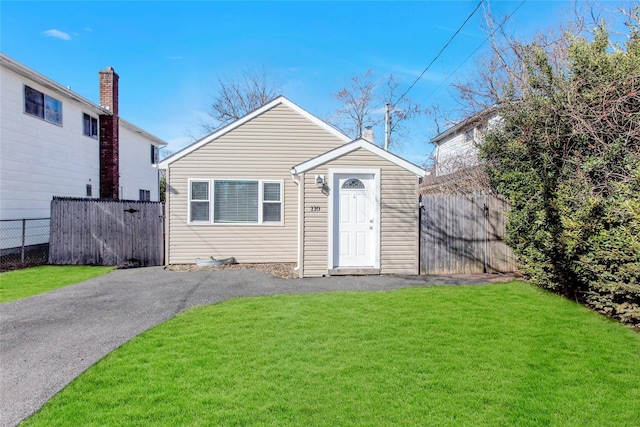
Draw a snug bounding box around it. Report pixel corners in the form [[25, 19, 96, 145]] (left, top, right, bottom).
[[120, 119, 167, 147], [291, 138, 426, 177], [158, 96, 351, 168], [430, 106, 498, 145]]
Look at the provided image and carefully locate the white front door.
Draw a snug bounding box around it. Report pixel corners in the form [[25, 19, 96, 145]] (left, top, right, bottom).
[[333, 173, 377, 268]]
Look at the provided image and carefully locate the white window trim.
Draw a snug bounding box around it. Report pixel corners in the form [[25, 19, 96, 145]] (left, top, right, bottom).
[[187, 179, 284, 226], [259, 181, 283, 225], [188, 179, 211, 224]]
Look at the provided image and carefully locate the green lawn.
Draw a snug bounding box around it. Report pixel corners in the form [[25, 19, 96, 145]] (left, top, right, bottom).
[[0, 265, 114, 303], [24, 282, 640, 426]]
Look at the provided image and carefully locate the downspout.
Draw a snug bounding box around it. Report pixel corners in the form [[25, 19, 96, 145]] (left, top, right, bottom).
[[290, 168, 302, 274]]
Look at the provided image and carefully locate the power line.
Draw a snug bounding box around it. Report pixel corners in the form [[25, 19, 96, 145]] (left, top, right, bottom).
[[419, 0, 527, 106], [393, 0, 484, 108]]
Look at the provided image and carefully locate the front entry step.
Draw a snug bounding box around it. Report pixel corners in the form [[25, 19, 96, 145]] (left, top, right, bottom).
[[328, 268, 380, 276]]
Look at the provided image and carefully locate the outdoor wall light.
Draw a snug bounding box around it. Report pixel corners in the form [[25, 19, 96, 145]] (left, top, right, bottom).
[[315, 174, 326, 188]]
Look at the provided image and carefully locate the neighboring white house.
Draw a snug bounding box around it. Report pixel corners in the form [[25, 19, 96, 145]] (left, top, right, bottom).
[[0, 53, 167, 250], [0, 53, 167, 221], [118, 120, 165, 202], [430, 108, 499, 176]]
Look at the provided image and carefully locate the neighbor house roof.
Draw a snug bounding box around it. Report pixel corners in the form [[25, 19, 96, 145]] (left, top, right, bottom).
[[120, 119, 167, 147], [430, 106, 498, 145], [1, 53, 167, 147], [1, 53, 108, 116], [291, 138, 426, 177], [158, 96, 352, 168]]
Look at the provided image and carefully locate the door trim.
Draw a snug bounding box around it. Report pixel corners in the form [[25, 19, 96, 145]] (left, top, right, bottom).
[[327, 168, 380, 271]]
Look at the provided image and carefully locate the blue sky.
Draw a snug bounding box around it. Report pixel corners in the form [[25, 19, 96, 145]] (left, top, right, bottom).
[[1, 1, 628, 165]]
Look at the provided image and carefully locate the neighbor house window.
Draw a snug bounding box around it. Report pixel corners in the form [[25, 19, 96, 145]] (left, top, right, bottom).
[[25, 86, 44, 117], [476, 123, 486, 141], [139, 189, 151, 201], [464, 129, 474, 143], [83, 113, 98, 138], [188, 179, 282, 225], [150, 145, 159, 164], [24, 86, 62, 125], [86, 184, 92, 197]]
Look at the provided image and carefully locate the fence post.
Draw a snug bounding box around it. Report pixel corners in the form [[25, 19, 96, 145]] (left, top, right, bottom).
[[21, 219, 26, 264]]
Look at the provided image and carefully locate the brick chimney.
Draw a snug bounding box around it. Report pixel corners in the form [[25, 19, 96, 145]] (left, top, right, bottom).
[[99, 66, 120, 199]]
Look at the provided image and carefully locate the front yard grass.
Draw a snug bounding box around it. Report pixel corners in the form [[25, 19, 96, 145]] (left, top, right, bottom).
[[25, 282, 640, 426], [0, 265, 114, 303]]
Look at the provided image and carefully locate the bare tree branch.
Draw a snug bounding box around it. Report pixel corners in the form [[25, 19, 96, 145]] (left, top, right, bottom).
[[329, 70, 423, 149], [328, 69, 380, 140], [202, 67, 281, 134]]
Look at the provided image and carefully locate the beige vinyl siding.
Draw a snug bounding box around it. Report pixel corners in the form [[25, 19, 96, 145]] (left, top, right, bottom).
[[302, 148, 420, 277], [302, 172, 330, 277], [167, 103, 345, 264]]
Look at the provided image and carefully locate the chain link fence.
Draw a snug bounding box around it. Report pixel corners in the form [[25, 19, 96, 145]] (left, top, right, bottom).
[[0, 218, 50, 271]]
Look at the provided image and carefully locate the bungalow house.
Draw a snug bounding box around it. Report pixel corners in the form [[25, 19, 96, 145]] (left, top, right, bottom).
[[430, 107, 499, 176], [158, 96, 426, 277]]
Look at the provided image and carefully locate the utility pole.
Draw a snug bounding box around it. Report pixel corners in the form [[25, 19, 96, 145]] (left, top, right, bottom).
[[384, 103, 390, 151]]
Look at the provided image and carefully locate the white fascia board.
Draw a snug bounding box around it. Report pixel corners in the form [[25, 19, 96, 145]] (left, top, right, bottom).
[[291, 139, 426, 177], [280, 97, 351, 143], [120, 119, 168, 147], [430, 121, 469, 145], [1, 53, 109, 116], [430, 106, 499, 144], [158, 96, 351, 169]]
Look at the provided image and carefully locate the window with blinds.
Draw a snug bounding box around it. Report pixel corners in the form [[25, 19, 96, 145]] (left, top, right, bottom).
[[214, 180, 259, 223], [188, 179, 282, 225]]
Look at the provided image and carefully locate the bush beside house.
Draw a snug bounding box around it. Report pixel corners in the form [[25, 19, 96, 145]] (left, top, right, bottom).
[[479, 14, 640, 326]]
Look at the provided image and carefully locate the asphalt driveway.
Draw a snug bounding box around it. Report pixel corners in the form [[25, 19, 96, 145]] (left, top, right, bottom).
[[0, 267, 512, 426]]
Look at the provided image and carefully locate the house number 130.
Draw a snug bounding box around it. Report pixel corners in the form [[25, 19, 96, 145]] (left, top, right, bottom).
[[310, 206, 321, 212]]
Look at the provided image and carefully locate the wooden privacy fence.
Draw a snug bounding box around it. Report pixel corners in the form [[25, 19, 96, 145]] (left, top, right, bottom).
[[49, 197, 164, 267], [420, 193, 516, 274]]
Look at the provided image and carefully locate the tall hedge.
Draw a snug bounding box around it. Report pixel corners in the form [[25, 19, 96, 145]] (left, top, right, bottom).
[[479, 17, 640, 326]]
